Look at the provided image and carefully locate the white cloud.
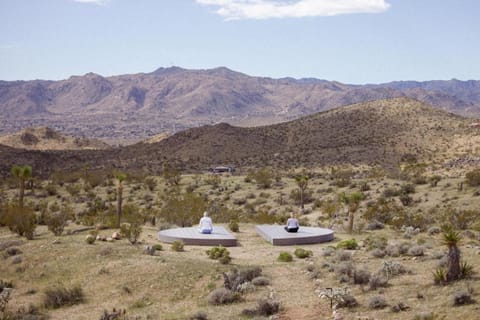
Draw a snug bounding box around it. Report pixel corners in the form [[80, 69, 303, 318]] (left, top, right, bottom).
[[74, 0, 110, 5], [196, 0, 391, 20]]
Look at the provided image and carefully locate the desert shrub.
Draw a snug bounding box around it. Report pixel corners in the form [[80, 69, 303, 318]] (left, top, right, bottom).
[[289, 189, 313, 206], [277, 252, 293, 262], [364, 235, 388, 251], [294, 248, 313, 259], [371, 249, 386, 258], [368, 295, 387, 309], [208, 288, 241, 305], [65, 183, 82, 197], [391, 301, 410, 312], [412, 176, 427, 185], [428, 226, 441, 235], [381, 261, 408, 279], [382, 187, 400, 198], [120, 223, 142, 245], [222, 266, 262, 292], [5, 247, 22, 256], [45, 211, 68, 236], [332, 293, 358, 309], [206, 246, 231, 264], [143, 177, 157, 192], [44, 285, 85, 309], [399, 194, 413, 206], [99, 308, 128, 320], [252, 276, 270, 286], [369, 274, 389, 290], [228, 220, 239, 232], [85, 234, 96, 244], [171, 240, 184, 252], [45, 182, 58, 196], [451, 291, 474, 306], [365, 220, 385, 230], [256, 298, 280, 316], [408, 245, 425, 256], [152, 244, 162, 251], [336, 238, 358, 250], [2, 204, 36, 240], [414, 312, 435, 320], [335, 262, 355, 281], [400, 184, 416, 194], [190, 311, 208, 320], [353, 268, 371, 285], [465, 168, 480, 186], [253, 168, 274, 189], [336, 250, 352, 261], [438, 206, 480, 230]]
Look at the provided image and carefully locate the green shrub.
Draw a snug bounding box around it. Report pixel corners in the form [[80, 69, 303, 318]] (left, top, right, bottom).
[[2, 204, 36, 240], [228, 220, 239, 232], [294, 248, 313, 259], [45, 211, 68, 236], [206, 246, 231, 264], [465, 169, 480, 187], [85, 235, 96, 244], [368, 295, 387, 309], [336, 239, 358, 250], [99, 308, 128, 320], [44, 285, 85, 309], [120, 222, 142, 245], [277, 252, 293, 262], [152, 244, 163, 251], [171, 240, 184, 252]]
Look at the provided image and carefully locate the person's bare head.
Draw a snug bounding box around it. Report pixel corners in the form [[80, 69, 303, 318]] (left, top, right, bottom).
[[203, 211, 208, 217], [290, 212, 296, 218]]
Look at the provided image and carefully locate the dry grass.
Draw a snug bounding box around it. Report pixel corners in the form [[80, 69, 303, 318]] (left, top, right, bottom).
[[1, 170, 480, 319]]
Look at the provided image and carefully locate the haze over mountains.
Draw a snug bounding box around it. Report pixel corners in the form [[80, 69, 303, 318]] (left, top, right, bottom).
[[1, 67, 480, 143]]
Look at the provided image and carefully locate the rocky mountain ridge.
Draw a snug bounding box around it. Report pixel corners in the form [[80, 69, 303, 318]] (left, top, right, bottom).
[[1, 67, 480, 142]]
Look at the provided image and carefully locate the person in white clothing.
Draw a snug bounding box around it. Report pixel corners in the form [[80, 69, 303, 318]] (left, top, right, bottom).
[[198, 211, 213, 234], [284, 212, 299, 233]]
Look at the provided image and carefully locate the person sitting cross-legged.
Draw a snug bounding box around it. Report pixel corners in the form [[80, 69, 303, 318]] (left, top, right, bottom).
[[284, 212, 299, 233], [198, 211, 213, 234]]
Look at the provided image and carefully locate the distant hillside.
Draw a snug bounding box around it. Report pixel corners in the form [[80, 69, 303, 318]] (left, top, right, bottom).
[[1, 98, 478, 177], [1, 67, 480, 142], [0, 127, 110, 151]]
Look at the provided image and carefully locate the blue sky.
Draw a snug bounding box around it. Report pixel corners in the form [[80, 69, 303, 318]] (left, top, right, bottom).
[[0, 0, 478, 84]]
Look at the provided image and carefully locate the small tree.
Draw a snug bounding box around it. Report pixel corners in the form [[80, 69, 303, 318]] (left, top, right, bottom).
[[11, 165, 32, 208], [295, 174, 309, 211], [254, 168, 273, 189], [162, 163, 181, 186], [116, 173, 127, 228], [339, 192, 365, 234], [160, 191, 207, 227]]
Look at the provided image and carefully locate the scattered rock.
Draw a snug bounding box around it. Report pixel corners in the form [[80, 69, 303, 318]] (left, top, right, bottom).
[[112, 232, 121, 240]]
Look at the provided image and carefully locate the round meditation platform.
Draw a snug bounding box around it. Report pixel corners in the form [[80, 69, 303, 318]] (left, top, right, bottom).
[[157, 226, 237, 247], [255, 225, 334, 246]]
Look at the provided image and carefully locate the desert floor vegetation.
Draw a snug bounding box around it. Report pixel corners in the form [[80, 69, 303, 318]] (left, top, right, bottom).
[[1, 165, 480, 319]]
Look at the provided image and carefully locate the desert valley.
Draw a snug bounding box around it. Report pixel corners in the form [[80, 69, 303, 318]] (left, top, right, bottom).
[[1, 66, 480, 320]]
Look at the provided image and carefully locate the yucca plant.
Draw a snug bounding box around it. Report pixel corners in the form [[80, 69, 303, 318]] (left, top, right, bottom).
[[11, 165, 32, 208], [441, 226, 462, 282], [433, 267, 447, 285], [116, 173, 127, 228]]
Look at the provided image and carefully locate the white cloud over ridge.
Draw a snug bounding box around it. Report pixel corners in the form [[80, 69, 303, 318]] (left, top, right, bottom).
[[196, 0, 391, 20], [74, 0, 110, 5]]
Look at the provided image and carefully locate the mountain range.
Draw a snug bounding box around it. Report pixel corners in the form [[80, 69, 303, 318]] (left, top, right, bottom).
[[1, 67, 480, 143], [1, 98, 477, 177]]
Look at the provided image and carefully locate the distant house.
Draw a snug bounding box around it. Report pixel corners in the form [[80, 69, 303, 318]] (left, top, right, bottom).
[[469, 122, 480, 128], [209, 166, 235, 174]]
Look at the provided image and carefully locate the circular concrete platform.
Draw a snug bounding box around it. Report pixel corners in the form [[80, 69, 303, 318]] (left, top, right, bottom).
[[255, 225, 334, 245], [157, 226, 237, 247]]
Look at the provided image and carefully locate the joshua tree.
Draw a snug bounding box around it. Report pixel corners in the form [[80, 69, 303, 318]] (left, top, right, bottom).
[[116, 173, 127, 228], [11, 165, 32, 208], [295, 174, 309, 212], [443, 226, 462, 282], [339, 191, 364, 234]]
